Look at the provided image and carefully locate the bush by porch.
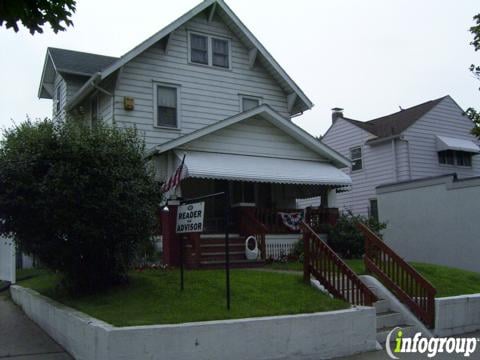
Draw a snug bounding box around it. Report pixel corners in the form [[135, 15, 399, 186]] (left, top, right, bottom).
[[16, 268, 348, 326]]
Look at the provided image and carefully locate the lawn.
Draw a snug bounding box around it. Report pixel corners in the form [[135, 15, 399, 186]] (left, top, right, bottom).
[[265, 259, 480, 298], [16, 268, 348, 326]]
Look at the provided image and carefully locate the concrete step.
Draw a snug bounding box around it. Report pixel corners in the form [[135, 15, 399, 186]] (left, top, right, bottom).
[[376, 311, 403, 330], [374, 299, 390, 314], [376, 324, 416, 344]]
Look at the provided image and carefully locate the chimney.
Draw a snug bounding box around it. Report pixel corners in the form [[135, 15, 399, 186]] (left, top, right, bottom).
[[331, 107, 344, 123]]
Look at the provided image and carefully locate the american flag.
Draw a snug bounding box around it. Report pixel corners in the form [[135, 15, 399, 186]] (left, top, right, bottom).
[[161, 155, 188, 193]]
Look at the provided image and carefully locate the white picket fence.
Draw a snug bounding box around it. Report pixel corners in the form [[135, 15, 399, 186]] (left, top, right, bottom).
[[265, 234, 301, 260]]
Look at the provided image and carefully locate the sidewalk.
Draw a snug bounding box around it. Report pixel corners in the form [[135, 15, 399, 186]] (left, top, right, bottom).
[[0, 291, 72, 359]]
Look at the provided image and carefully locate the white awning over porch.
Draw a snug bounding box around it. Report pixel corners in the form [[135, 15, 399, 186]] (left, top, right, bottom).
[[436, 135, 480, 153], [175, 151, 352, 186]]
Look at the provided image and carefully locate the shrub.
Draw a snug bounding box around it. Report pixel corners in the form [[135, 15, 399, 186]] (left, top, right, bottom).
[[326, 212, 386, 259], [0, 119, 162, 293]]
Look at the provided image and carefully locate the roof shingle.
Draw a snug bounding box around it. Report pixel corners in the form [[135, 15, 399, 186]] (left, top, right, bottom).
[[343, 96, 447, 138], [48, 47, 118, 77]]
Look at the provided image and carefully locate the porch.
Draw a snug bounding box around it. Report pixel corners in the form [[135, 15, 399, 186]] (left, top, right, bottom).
[[161, 178, 342, 269]]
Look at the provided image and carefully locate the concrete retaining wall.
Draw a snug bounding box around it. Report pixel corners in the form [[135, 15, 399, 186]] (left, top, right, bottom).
[[435, 294, 480, 337], [11, 285, 377, 360]]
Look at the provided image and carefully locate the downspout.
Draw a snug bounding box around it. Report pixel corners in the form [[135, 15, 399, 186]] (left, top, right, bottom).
[[391, 138, 398, 182]]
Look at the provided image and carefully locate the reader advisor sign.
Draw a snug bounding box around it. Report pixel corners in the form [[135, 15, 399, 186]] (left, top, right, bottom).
[[176, 202, 205, 233]]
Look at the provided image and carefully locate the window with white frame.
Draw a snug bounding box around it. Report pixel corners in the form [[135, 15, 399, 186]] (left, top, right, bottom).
[[155, 84, 179, 128], [190, 33, 208, 65], [240, 96, 261, 112], [55, 85, 61, 113], [350, 146, 363, 171], [189, 32, 231, 69]]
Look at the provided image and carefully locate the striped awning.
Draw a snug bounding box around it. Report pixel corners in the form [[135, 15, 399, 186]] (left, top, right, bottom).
[[175, 150, 351, 186]]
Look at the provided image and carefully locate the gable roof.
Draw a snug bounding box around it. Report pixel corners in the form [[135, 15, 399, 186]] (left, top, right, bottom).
[[48, 48, 118, 77], [149, 104, 350, 168], [65, 0, 313, 114], [341, 96, 448, 139], [38, 48, 118, 99]]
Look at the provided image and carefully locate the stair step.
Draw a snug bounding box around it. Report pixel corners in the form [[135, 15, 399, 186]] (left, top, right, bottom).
[[376, 311, 403, 330], [374, 299, 390, 314], [376, 324, 416, 344]]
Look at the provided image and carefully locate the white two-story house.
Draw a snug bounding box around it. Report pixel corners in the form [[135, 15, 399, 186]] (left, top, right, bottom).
[[322, 95, 480, 218], [38, 0, 351, 267]]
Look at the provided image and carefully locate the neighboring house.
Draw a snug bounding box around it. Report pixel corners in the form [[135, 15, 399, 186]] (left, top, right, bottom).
[[321, 95, 480, 217], [38, 0, 351, 266]]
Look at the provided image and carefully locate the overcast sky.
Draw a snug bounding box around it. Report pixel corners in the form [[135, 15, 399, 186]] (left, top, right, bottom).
[[0, 0, 478, 137]]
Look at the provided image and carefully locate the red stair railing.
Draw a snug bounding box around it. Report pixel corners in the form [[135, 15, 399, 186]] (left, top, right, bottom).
[[301, 221, 377, 306], [358, 222, 436, 328]]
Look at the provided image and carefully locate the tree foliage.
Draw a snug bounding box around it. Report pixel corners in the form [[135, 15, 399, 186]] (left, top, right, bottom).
[[0, 119, 162, 293], [0, 0, 76, 34], [326, 212, 386, 259], [468, 13, 480, 137]]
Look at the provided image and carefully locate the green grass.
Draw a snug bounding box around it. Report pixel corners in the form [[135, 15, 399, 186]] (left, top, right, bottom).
[[17, 268, 348, 326], [265, 259, 480, 298]]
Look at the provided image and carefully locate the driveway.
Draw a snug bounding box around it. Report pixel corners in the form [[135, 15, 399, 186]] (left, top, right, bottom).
[[0, 290, 72, 359]]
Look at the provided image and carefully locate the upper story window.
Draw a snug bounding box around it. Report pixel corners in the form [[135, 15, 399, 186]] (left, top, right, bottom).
[[55, 85, 61, 114], [155, 84, 179, 129], [438, 150, 472, 167], [189, 32, 231, 69], [350, 146, 363, 171], [190, 34, 208, 65], [240, 95, 261, 112]]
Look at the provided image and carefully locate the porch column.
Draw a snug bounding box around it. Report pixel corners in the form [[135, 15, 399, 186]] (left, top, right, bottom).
[[161, 199, 180, 267]]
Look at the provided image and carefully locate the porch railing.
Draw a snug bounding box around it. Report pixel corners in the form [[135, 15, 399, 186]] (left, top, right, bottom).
[[358, 222, 436, 328], [305, 207, 339, 232], [301, 221, 377, 306], [239, 208, 267, 260], [254, 208, 299, 233]]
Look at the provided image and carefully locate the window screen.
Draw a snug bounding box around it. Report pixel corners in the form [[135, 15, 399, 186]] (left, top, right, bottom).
[[190, 34, 208, 65], [212, 38, 229, 68], [351, 147, 362, 171], [157, 86, 177, 128]]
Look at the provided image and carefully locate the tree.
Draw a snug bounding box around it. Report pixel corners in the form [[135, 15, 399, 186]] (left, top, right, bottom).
[[0, 0, 76, 35], [468, 14, 480, 137], [0, 120, 162, 293]]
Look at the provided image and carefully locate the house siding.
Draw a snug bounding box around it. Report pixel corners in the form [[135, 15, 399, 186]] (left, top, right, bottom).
[[114, 13, 290, 149], [322, 96, 480, 217], [182, 117, 324, 161], [52, 73, 66, 121], [403, 96, 480, 179], [322, 118, 398, 216]]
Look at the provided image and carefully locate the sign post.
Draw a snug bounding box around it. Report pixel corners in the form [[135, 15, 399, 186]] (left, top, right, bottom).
[[176, 192, 232, 310], [176, 201, 205, 291]]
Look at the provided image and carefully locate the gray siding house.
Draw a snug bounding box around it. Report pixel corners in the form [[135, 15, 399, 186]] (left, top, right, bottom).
[[321, 95, 480, 217], [37, 0, 351, 265]]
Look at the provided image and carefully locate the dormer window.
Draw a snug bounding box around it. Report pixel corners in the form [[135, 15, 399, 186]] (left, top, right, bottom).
[[189, 32, 231, 69]]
